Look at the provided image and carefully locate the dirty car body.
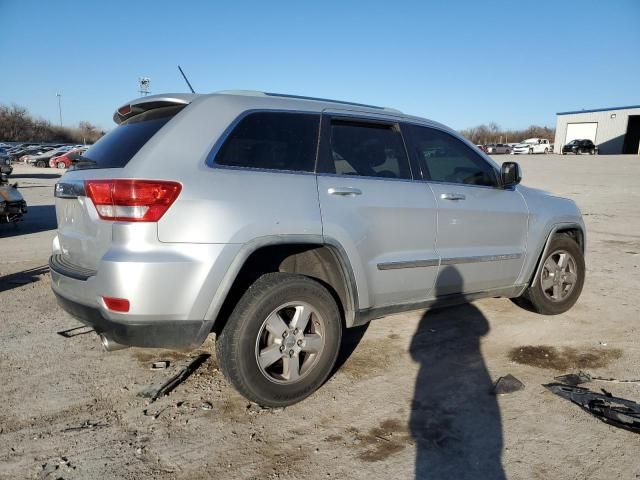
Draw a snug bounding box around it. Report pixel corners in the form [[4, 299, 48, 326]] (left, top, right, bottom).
[[50, 91, 586, 405]]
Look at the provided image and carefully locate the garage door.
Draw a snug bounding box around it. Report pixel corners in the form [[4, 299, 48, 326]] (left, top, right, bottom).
[[565, 122, 598, 143]]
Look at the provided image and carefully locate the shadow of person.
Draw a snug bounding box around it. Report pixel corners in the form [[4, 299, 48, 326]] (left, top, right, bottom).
[[410, 266, 504, 479]]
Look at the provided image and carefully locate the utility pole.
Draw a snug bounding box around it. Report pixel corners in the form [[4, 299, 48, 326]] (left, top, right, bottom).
[[56, 93, 63, 127]]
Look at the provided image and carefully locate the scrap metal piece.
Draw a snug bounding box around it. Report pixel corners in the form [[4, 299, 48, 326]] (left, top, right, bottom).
[[493, 374, 525, 395], [544, 383, 640, 433], [57, 326, 95, 338], [62, 420, 109, 432], [554, 371, 592, 386], [139, 353, 210, 401], [150, 360, 170, 370]]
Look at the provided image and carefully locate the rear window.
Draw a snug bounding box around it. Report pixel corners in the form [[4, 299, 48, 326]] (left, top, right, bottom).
[[214, 112, 320, 172], [76, 105, 184, 169]]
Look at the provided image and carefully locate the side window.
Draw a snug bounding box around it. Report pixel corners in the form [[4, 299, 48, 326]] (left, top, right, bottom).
[[406, 124, 499, 187], [320, 119, 411, 179], [215, 112, 319, 172]]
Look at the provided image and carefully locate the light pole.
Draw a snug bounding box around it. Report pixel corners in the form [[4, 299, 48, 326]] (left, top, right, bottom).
[[56, 93, 63, 127]]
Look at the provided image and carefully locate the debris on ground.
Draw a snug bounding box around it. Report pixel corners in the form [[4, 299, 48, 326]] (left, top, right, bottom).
[[57, 325, 95, 338], [555, 371, 640, 385], [554, 371, 592, 386], [150, 360, 170, 370], [143, 406, 170, 420], [139, 353, 210, 401], [544, 383, 640, 433], [493, 374, 525, 394], [62, 420, 109, 432], [200, 401, 213, 410], [38, 456, 75, 479]]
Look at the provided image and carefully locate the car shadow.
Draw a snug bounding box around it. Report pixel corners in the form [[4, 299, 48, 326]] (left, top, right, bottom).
[[332, 322, 369, 374], [0, 265, 49, 293], [0, 205, 57, 238], [409, 266, 504, 479]]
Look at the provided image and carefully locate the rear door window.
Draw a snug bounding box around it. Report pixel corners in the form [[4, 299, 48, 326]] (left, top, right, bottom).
[[405, 124, 499, 187], [76, 105, 184, 169], [318, 119, 412, 179], [214, 112, 320, 172]]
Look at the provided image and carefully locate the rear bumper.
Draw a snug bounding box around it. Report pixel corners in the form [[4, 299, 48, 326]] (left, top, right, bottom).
[[53, 291, 209, 349], [49, 246, 233, 350]]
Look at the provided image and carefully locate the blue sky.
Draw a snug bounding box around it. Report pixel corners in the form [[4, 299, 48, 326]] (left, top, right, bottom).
[[1, 0, 638, 132]]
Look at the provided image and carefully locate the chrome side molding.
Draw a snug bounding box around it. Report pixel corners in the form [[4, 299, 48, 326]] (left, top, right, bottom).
[[441, 253, 522, 265], [377, 253, 522, 271], [377, 259, 439, 270]]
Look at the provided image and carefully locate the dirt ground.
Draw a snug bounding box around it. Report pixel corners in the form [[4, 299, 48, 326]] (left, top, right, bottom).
[[1, 155, 639, 480]]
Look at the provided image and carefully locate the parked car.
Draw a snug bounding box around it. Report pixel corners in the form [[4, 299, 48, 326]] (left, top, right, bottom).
[[0, 150, 12, 176], [26, 147, 72, 167], [49, 148, 86, 169], [476, 144, 487, 153], [9, 145, 46, 162], [562, 139, 597, 155], [512, 138, 551, 154], [51, 91, 586, 407], [485, 143, 511, 154]]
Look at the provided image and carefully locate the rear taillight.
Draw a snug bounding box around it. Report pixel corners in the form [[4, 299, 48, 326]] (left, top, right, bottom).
[[84, 179, 181, 222]]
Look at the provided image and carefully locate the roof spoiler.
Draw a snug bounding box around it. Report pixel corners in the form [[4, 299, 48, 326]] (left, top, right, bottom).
[[112, 94, 196, 124]]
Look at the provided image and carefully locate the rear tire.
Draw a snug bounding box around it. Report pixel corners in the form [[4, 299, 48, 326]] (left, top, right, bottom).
[[512, 234, 585, 315], [36, 160, 46, 168], [216, 273, 342, 407]]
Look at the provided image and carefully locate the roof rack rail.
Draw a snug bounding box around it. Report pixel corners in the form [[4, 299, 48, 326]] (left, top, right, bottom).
[[262, 92, 397, 112]]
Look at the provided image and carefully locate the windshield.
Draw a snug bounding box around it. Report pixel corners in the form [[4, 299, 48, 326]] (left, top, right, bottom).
[[76, 105, 184, 170]]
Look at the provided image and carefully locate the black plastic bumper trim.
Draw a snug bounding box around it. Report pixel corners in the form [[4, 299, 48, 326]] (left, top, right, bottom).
[[54, 292, 209, 350], [49, 254, 97, 281]]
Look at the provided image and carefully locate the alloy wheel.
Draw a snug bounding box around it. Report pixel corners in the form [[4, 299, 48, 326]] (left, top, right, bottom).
[[540, 249, 578, 302], [254, 301, 326, 384]]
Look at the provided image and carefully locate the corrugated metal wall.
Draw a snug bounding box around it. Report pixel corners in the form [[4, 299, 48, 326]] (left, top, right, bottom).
[[554, 107, 640, 154]]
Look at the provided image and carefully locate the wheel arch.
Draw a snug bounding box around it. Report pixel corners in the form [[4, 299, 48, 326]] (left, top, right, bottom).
[[529, 223, 585, 288], [207, 236, 360, 336]]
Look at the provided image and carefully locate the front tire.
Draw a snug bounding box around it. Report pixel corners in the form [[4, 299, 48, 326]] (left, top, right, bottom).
[[512, 234, 585, 315], [56, 162, 66, 169], [216, 273, 342, 407]]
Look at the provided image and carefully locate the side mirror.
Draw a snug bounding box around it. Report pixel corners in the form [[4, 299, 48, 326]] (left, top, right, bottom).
[[501, 161, 521, 188]]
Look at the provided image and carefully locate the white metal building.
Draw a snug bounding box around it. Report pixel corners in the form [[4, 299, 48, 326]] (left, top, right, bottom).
[[554, 105, 640, 154]]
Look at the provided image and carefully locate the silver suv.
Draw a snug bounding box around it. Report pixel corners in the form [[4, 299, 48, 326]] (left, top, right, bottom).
[[51, 91, 586, 406]]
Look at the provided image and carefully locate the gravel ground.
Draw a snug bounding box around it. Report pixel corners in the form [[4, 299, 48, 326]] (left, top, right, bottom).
[[1, 155, 639, 480]]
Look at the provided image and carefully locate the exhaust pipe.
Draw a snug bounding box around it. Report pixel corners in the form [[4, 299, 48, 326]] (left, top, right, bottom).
[[99, 334, 130, 352]]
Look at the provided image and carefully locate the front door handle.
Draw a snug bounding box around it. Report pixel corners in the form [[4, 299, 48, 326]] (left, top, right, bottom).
[[328, 187, 362, 196], [440, 193, 466, 201]]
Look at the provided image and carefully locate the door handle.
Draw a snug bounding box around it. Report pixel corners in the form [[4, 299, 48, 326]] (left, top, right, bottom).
[[328, 187, 362, 196], [440, 193, 466, 201]]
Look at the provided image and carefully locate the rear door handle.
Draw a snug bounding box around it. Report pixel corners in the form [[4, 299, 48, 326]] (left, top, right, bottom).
[[440, 193, 466, 201], [328, 187, 362, 196]]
